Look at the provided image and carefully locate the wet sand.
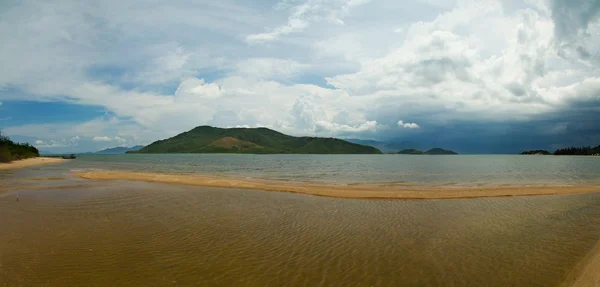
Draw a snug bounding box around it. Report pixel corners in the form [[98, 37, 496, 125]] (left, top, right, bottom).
[[2, 179, 600, 286], [0, 157, 65, 170], [77, 170, 600, 199], [562, 240, 600, 287]]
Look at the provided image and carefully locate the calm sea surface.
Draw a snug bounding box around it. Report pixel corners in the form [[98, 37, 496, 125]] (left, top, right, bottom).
[[50, 154, 600, 185], [1, 154, 600, 286]]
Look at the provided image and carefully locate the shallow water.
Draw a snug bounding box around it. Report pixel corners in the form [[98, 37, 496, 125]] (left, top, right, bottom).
[[65, 154, 600, 186], [1, 163, 600, 286]]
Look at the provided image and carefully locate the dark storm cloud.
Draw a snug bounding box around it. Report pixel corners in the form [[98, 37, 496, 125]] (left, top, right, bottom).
[[550, 0, 600, 39], [550, 0, 600, 62]]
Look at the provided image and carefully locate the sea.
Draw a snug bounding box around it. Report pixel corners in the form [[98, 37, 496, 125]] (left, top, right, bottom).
[[1, 154, 600, 286]]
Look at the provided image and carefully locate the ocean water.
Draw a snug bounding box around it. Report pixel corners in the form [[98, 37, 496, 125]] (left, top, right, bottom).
[[66, 154, 600, 185], [1, 154, 600, 286]]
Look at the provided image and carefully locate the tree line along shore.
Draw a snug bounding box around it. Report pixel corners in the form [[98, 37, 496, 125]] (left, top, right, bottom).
[[0, 130, 40, 163], [521, 145, 600, 156]]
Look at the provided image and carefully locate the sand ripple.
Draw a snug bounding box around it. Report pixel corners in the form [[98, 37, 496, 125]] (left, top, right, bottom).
[[2, 182, 600, 286]]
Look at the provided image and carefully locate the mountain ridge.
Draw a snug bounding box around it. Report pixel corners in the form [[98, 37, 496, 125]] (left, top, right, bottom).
[[130, 126, 382, 154], [96, 145, 145, 154]]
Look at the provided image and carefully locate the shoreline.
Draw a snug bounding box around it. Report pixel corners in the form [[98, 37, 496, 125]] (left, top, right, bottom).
[[0, 157, 66, 171], [76, 170, 600, 200]]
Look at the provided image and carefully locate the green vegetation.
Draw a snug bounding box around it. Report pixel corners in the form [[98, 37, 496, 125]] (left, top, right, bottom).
[[554, 145, 600, 156], [0, 130, 39, 163], [424, 148, 458, 155], [129, 126, 382, 154], [397, 149, 424, 155], [519, 145, 600, 156], [520, 150, 551, 155]]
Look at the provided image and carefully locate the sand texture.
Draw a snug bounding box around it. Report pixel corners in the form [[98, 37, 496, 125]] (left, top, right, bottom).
[[0, 157, 66, 170], [76, 170, 600, 200], [561, 240, 600, 287]]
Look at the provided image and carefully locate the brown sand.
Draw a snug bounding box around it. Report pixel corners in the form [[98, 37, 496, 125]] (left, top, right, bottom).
[[76, 170, 600, 199], [561, 240, 600, 287], [0, 157, 65, 170]]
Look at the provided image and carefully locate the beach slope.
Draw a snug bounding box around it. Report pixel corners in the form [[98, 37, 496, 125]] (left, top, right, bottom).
[[0, 157, 65, 170], [561, 240, 600, 287]]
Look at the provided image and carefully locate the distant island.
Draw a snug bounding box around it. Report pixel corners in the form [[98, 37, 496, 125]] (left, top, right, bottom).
[[397, 149, 424, 155], [128, 126, 382, 154], [521, 145, 600, 156], [345, 139, 420, 153], [0, 130, 39, 163], [520, 150, 551, 155], [95, 145, 145, 154], [398, 148, 458, 155]]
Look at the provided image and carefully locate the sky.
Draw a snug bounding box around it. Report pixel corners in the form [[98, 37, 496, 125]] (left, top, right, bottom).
[[0, 0, 599, 154]]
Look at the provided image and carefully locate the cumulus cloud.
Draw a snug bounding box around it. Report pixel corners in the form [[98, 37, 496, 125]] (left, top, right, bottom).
[[548, 0, 600, 64], [134, 43, 194, 85], [234, 58, 308, 80], [34, 136, 80, 149], [398, 120, 420, 129], [1, 0, 600, 152], [92, 136, 112, 142]]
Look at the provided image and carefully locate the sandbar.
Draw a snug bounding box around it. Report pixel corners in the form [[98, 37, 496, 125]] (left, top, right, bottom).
[[0, 157, 66, 170], [76, 170, 600, 199]]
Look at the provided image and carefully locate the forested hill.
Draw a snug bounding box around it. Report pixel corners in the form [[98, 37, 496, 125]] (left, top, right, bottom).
[[129, 126, 382, 154]]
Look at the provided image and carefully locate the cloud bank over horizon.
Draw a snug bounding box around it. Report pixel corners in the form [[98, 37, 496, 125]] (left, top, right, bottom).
[[0, 0, 599, 153]]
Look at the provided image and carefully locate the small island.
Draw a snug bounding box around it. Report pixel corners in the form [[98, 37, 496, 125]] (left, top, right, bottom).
[[129, 126, 382, 154], [397, 149, 424, 155], [397, 148, 458, 155]]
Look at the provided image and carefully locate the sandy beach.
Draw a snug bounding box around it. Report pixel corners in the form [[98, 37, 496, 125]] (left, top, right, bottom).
[[77, 170, 600, 199], [0, 157, 66, 170]]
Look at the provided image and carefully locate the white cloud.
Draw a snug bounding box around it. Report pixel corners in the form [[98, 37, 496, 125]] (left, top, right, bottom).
[[315, 120, 380, 133], [234, 58, 308, 80], [1, 0, 600, 151], [246, 0, 372, 43], [134, 43, 194, 85], [34, 136, 80, 149], [398, 120, 420, 129], [92, 136, 113, 142]]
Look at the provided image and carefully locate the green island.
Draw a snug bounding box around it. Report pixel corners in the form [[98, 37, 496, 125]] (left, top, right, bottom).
[[397, 148, 458, 155], [521, 145, 600, 156], [128, 126, 382, 154], [397, 149, 425, 155], [0, 130, 40, 163]]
